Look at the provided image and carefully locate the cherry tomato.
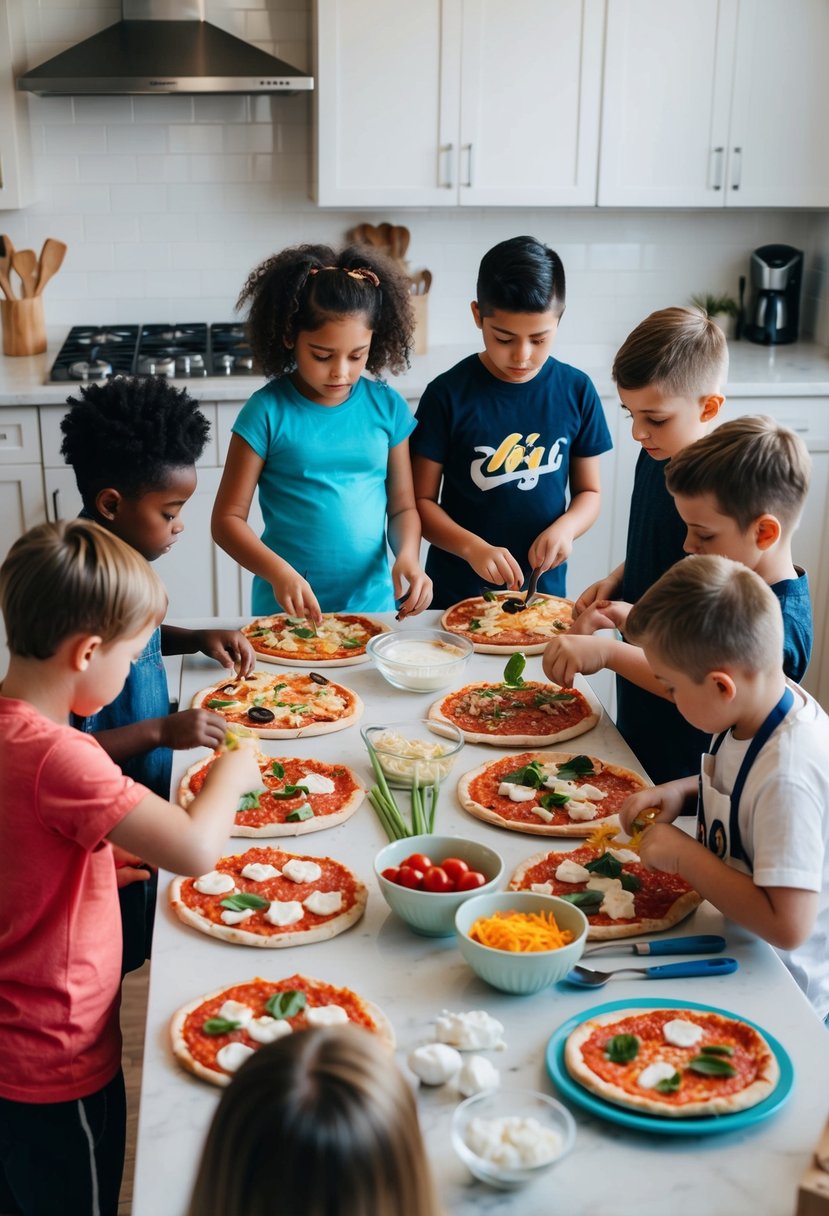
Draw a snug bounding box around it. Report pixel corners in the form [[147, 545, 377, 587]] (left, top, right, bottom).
[[441, 857, 469, 884], [422, 866, 454, 894], [457, 870, 487, 891], [381, 867, 400, 883], [396, 866, 425, 890], [401, 852, 432, 873]]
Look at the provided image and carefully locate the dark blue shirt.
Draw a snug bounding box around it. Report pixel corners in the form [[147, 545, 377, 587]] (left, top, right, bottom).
[[772, 567, 813, 682], [411, 353, 612, 608]]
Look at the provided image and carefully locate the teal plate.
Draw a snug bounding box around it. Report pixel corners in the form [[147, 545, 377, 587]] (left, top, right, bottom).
[[545, 996, 794, 1136]]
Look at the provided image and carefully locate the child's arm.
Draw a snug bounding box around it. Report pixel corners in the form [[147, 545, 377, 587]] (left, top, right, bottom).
[[574, 562, 626, 616], [639, 825, 818, 951], [161, 625, 256, 677], [90, 709, 230, 761], [527, 455, 602, 574], [412, 453, 523, 590], [385, 439, 432, 618], [212, 434, 323, 624], [108, 739, 261, 876], [541, 632, 669, 697]]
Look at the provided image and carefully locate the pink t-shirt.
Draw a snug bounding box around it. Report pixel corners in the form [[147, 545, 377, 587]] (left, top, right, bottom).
[[0, 698, 148, 1103]]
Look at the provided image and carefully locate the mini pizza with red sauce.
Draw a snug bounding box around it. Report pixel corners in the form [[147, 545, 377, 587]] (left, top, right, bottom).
[[171, 975, 395, 1087], [178, 750, 364, 837], [458, 751, 644, 836], [242, 613, 389, 666], [441, 592, 574, 653], [191, 670, 363, 739], [429, 682, 599, 747], [564, 1007, 779, 1117], [169, 845, 367, 947], [509, 839, 701, 937]]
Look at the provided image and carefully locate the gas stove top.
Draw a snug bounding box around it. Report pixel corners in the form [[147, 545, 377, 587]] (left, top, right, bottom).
[[48, 323, 259, 382]]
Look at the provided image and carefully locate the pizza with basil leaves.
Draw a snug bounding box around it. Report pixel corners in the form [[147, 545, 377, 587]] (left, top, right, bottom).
[[242, 613, 389, 666], [441, 591, 574, 653], [178, 750, 364, 837], [458, 750, 647, 837], [191, 670, 363, 738], [564, 1006, 779, 1117], [171, 975, 395, 1087], [169, 845, 367, 947]]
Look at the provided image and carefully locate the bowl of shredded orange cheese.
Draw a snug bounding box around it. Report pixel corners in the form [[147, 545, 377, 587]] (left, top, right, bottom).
[[455, 892, 588, 994]]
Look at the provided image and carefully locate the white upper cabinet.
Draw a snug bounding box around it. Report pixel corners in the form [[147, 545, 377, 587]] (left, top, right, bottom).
[[599, 0, 829, 208], [313, 0, 604, 207], [0, 2, 33, 210]]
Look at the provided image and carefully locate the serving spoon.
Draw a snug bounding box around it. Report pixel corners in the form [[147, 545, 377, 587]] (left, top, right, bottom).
[[564, 957, 739, 988]]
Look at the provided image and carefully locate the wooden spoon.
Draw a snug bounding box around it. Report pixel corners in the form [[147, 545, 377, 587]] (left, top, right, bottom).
[[11, 249, 38, 298], [0, 235, 16, 300], [35, 238, 67, 295]]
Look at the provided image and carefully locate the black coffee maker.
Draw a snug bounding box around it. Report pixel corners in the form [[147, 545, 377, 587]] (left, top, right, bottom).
[[745, 244, 803, 345]]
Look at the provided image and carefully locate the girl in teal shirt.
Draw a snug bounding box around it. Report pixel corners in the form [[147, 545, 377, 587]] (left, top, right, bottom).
[[212, 244, 432, 621]]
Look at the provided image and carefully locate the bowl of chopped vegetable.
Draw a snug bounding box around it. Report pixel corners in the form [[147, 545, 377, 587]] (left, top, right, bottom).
[[361, 720, 464, 789], [366, 628, 473, 691], [454, 891, 587, 994], [452, 1086, 576, 1189], [374, 834, 504, 937]]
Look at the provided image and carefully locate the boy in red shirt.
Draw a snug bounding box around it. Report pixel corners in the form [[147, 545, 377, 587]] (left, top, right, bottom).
[[0, 520, 258, 1216]]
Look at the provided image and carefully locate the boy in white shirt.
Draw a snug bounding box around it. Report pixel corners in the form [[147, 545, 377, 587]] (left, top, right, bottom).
[[618, 554, 829, 1019]]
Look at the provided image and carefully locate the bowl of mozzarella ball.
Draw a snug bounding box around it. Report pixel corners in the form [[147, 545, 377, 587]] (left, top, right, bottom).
[[366, 628, 473, 692], [452, 1087, 576, 1189]]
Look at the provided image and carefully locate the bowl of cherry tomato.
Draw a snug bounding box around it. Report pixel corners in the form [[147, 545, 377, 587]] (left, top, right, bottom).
[[374, 833, 504, 937]]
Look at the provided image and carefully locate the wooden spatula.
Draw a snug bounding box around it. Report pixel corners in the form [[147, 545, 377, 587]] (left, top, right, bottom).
[[35, 238, 67, 295], [11, 249, 38, 298]]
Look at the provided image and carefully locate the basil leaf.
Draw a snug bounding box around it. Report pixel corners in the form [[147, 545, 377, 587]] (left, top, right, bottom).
[[688, 1055, 738, 1077], [552, 619, 568, 632], [468, 618, 481, 631], [477, 688, 499, 698], [533, 691, 575, 707], [286, 803, 314, 822], [500, 761, 545, 788], [207, 698, 241, 709], [271, 761, 285, 779], [482, 590, 497, 602], [220, 892, 269, 911], [620, 871, 642, 892], [266, 990, 307, 1020], [553, 755, 595, 781], [605, 1034, 640, 1063], [503, 652, 527, 687], [701, 1044, 734, 1057], [291, 627, 317, 639], [539, 790, 570, 809], [203, 1017, 241, 1035], [655, 1070, 682, 1094], [248, 628, 269, 636], [272, 783, 310, 800], [585, 853, 623, 879], [238, 789, 264, 812], [342, 638, 363, 649], [559, 890, 604, 910], [275, 702, 309, 712]]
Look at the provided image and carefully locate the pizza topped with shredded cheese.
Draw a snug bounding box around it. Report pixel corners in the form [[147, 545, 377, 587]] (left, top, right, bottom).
[[191, 670, 363, 739], [242, 613, 389, 666], [441, 592, 574, 653]]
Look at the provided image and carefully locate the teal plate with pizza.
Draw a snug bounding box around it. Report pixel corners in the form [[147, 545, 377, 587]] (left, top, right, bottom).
[[546, 996, 794, 1136]]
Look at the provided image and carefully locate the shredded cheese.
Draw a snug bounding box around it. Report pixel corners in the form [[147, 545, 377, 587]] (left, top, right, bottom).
[[468, 909, 574, 953]]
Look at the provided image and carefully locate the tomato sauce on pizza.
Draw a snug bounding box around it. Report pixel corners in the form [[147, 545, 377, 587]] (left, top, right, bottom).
[[432, 683, 597, 747], [243, 613, 387, 664]]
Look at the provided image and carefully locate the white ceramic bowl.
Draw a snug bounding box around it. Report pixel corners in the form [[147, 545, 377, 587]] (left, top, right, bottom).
[[454, 891, 588, 994], [366, 628, 473, 691], [452, 1087, 576, 1189], [374, 834, 504, 937], [361, 719, 464, 788]]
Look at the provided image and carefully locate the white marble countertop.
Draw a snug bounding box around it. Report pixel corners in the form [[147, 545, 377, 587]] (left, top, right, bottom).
[[2, 332, 829, 406], [133, 615, 829, 1216]]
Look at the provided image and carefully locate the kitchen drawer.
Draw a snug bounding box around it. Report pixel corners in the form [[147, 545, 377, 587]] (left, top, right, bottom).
[[722, 397, 829, 448], [39, 401, 220, 468], [0, 408, 41, 465]]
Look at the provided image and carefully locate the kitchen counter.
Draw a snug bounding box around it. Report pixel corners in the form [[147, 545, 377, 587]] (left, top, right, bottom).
[[133, 616, 829, 1216], [1, 332, 829, 405]]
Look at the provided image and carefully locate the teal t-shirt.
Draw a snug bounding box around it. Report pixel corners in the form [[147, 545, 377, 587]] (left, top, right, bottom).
[[232, 375, 415, 614]]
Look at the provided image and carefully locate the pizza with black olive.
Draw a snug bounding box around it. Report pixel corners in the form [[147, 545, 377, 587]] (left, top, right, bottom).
[[441, 592, 574, 653], [242, 613, 389, 666], [191, 670, 363, 739]]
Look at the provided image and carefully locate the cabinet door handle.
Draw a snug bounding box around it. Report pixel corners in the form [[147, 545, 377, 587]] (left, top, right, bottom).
[[710, 146, 724, 191], [731, 146, 742, 190], [438, 142, 454, 189], [462, 142, 473, 188], [52, 488, 62, 521]]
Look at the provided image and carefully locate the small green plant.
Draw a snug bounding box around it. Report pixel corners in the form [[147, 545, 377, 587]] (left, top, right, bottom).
[[690, 291, 738, 317]]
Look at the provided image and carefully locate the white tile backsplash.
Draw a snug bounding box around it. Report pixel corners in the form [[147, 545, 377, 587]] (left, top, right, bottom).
[[7, 0, 829, 347]]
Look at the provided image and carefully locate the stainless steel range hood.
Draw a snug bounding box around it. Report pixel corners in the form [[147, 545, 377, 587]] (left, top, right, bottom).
[[17, 0, 313, 97]]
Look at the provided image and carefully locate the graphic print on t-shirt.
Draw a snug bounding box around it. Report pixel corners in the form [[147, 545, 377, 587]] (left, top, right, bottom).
[[470, 430, 568, 492]]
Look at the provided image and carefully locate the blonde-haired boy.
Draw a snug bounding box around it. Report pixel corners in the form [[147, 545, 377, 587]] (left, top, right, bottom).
[[665, 414, 812, 680], [619, 554, 829, 1020], [543, 306, 727, 783], [0, 520, 259, 1213]]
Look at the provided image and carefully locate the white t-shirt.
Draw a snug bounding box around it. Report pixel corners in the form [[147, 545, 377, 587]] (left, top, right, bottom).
[[707, 680, 829, 1019]]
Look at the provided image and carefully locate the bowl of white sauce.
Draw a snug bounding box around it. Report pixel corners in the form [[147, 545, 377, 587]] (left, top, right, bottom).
[[366, 629, 473, 692], [452, 1087, 576, 1189]]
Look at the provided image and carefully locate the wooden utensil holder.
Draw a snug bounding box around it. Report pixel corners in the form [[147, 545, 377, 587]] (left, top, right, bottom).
[[1, 297, 47, 356]]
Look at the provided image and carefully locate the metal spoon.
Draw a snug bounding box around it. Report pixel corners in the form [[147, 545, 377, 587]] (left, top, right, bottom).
[[564, 957, 739, 988], [583, 934, 727, 958]]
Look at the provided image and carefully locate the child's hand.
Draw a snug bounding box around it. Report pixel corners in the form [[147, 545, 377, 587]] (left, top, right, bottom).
[[638, 823, 693, 875], [209, 734, 262, 797], [112, 843, 154, 888], [160, 708, 229, 752], [272, 571, 323, 625], [196, 628, 256, 677], [569, 599, 631, 636], [574, 573, 623, 617], [618, 781, 688, 835], [541, 634, 609, 687], [467, 540, 523, 590], [391, 558, 433, 619], [528, 522, 574, 573]]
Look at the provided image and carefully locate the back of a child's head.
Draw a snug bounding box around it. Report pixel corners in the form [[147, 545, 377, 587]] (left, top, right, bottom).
[[626, 554, 783, 682], [0, 519, 166, 660], [60, 376, 210, 511], [187, 1026, 438, 1216], [665, 414, 811, 532], [476, 234, 566, 317], [237, 243, 414, 379], [613, 306, 728, 398]]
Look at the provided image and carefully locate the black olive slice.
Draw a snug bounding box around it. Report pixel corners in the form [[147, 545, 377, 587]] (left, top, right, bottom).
[[309, 671, 329, 685], [502, 598, 526, 614], [247, 706, 276, 724]]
